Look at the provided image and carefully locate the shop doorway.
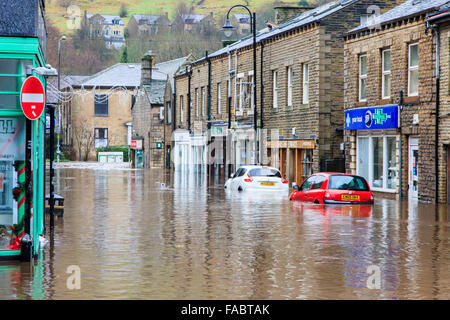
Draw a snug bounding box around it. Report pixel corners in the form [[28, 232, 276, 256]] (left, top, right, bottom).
[[408, 137, 419, 199]]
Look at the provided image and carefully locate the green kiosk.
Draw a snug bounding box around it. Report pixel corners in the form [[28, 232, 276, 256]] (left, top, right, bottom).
[[0, 0, 47, 261]]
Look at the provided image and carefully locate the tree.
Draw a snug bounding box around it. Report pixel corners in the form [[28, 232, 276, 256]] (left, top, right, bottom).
[[298, 0, 309, 6], [119, 4, 128, 18], [120, 46, 128, 63], [72, 116, 95, 161]]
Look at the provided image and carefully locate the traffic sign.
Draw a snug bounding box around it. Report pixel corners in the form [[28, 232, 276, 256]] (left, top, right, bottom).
[[20, 76, 45, 120]]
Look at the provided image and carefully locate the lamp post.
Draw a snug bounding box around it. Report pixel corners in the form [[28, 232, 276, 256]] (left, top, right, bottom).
[[222, 5, 259, 164], [57, 35, 66, 163]]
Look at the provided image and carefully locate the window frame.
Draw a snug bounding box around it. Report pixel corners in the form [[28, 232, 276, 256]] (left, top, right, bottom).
[[359, 54, 367, 102], [217, 83, 222, 114], [201, 86, 206, 117], [287, 66, 293, 107], [273, 70, 278, 108], [94, 94, 109, 116], [195, 88, 199, 117], [166, 101, 171, 125], [179, 95, 184, 123], [302, 63, 309, 104], [381, 49, 391, 99], [408, 43, 419, 97]]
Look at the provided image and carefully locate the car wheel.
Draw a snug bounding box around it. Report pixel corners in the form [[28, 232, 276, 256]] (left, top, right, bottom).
[[238, 186, 243, 192]]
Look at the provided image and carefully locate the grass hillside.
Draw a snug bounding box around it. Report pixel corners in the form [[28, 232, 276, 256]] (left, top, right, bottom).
[[46, 0, 316, 33]]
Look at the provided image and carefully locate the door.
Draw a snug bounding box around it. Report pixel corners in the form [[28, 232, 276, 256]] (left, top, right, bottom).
[[408, 138, 418, 199], [295, 175, 315, 202]]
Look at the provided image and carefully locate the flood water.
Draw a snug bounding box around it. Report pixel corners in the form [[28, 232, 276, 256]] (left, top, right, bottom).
[[0, 167, 449, 299]]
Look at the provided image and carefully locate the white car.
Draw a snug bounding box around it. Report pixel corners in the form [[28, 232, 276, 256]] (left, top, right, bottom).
[[224, 165, 289, 192]]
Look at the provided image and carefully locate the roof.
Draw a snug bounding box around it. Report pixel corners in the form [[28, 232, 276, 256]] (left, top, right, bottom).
[[132, 14, 164, 25], [144, 80, 167, 105], [180, 14, 208, 24], [349, 0, 450, 34], [234, 13, 250, 23], [426, 2, 450, 23], [86, 13, 124, 26], [195, 0, 359, 62], [46, 75, 89, 104], [77, 56, 190, 88]]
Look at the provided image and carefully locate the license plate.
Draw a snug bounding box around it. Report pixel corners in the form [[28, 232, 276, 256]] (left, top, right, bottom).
[[260, 182, 275, 186], [341, 194, 360, 200]]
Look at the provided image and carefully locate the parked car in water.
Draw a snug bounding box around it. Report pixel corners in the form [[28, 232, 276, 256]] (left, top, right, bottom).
[[225, 165, 289, 192], [289, 173, 374, 204]]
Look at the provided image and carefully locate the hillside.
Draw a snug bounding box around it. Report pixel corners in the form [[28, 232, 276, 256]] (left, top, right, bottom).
[[46, 0, 320, 33]]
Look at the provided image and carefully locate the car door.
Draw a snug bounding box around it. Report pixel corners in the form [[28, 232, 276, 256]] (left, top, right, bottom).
[[295, 176, 315, 201], [230, 168, 242, 190], [307, 175, 326, 203]]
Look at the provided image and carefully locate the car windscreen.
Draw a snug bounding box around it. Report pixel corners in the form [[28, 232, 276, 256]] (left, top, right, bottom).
[[329, 175, 369, 191], [248, 168, 281, 178]]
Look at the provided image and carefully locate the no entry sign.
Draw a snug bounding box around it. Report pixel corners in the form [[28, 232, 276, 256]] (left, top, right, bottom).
[[20, 76, 45, 120]]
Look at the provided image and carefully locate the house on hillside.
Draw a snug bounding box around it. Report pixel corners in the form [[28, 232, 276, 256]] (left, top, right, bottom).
[[84, 12, 125, 50], [127, 14, 171, 37], [172, 13, 216, 34]]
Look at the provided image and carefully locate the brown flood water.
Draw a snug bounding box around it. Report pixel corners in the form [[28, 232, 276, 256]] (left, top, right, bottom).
[[0, 167, 449, 299]]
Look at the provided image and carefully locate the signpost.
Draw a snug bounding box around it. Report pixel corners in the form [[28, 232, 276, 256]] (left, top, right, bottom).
[[19, 76, 45, 261]]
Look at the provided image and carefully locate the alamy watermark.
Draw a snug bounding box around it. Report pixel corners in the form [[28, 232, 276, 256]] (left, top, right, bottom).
[[66, 265, 81, 290]]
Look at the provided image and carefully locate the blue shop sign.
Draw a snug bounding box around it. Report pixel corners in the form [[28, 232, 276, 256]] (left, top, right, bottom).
[[345, 105, 399, 130]]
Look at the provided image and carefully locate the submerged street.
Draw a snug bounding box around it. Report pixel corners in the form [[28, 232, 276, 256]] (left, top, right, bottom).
[[0, 165, 448, 299]]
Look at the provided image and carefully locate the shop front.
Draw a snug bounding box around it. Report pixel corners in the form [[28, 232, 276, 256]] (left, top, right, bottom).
[[173, 129, 190, 172], [0, 37, 46, 260], [345, 105, 400, 197], [266, 139, 315, 186]]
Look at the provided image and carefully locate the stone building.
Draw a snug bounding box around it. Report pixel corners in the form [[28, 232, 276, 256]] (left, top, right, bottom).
[[343, 0, 450, 202], [426, 3, 450, 203], [69, 64, 140, 161], [84, 12, 125, 50], [131, 52, 190, 168], [127, 14, 171, 38], [172, 13, 216, 34], [173, 0, 401, 187]]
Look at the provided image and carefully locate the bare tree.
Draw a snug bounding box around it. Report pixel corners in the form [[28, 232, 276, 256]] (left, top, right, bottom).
[[72, 117, 95, 161]]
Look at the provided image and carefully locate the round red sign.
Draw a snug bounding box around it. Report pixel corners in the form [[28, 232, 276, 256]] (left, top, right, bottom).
[[20, 76, 45, 120]]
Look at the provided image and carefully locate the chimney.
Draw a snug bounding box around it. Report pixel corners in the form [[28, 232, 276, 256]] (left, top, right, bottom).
[[141, 50, 155, 86], [274, 6, 315, 24]]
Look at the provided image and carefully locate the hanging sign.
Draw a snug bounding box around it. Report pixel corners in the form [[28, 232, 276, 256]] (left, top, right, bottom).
[[20, 76, 45, 120]]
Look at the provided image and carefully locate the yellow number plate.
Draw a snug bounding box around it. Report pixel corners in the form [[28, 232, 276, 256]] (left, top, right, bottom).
[[260, 182, 275, 186], [341, 194, 360, 200]]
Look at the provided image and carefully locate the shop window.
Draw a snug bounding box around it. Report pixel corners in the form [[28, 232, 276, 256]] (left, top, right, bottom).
[[0, 58, 33, 109], [359, 55, 367, 102], [302, 149, 313, 180], [382, 49, 391, 99], [94, 94, 108, 116], [357, 136, 397, 190], [408, 43, 419, 96]]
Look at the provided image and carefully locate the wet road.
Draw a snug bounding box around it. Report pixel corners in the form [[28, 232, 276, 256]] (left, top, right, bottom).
[[0, 167, 449, 299]]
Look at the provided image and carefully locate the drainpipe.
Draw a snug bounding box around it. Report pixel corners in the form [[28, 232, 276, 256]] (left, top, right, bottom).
[[206, 51, 212, 129], [228, 50, 232, 129], [260, 41, 264, 130], [172, 74, 176, 133], [187, 65, 192, 133], [399, 90, 403, 201]]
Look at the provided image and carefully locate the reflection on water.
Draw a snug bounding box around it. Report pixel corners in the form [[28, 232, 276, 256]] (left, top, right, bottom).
[[0, 168, 448, 299]]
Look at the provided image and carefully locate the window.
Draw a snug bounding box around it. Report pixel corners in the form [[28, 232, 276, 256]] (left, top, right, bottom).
[[357, 136, 397, 190], [302, 64, 309, 104], [311, 175, 326, 189], [201, 87, 206, 117], [249, 75, 254, 110], [273, 70, 278, 108], [238, 78, 244, 111], [94, 94, 108, 116], [248, 168, 281, 178], [382, 49, 391, 99], [179, 95, 184, 123], [166, 101, 171, 124], [329, 175, 369, 191], [359, 55, 367, 101], [94, 128, 108, 148], [299, 176, 315, 191], [302, 150, 313, 179], [195, 88, 199, 117], [217, 83, 222, 114], [0, 58, 33, 109], [408, 43, 419, 96], [287, 66, 293, 106]]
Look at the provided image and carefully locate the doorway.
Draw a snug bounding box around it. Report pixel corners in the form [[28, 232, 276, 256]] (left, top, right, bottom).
[[408, 137, 418, 199]]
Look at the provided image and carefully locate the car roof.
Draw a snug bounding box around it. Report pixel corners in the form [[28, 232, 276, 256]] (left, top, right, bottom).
[[313, 172, 362, 177], [239, 165, 280, 171]]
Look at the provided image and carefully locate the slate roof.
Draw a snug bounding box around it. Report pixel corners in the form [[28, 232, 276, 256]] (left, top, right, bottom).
[[143, 80, 167, 105], [195, 0, 359, 62], [132, 14, 164, 25], [180, 14, 208, 24], [46, 75, 89, 104], [86, 14, 125, 26], [77, 56, 189, 88], [234, 14, 250, 23], [349, 0, 450, 34]]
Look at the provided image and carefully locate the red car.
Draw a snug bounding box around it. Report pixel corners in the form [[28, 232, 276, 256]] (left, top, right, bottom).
[[290, 173, 374, 204]]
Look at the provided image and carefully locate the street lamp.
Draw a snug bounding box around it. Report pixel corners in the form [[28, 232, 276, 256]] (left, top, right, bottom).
[[222, 5, 258, 164], [57, 35, 66, 163]]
